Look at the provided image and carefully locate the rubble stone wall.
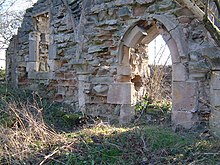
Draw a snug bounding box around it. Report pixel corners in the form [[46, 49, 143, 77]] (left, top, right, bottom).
[[6, 0, 220, 134]]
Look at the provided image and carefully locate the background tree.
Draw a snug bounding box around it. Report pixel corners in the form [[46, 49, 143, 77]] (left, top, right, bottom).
[[0, 0, 36, 66]]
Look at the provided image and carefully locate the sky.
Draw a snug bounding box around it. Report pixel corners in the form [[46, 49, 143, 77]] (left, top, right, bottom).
[[0, 0, 37, 69], [148, 35, 171, 66]]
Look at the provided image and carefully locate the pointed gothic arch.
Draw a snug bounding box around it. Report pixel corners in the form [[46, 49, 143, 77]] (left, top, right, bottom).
[[107, 16, 199, 128]]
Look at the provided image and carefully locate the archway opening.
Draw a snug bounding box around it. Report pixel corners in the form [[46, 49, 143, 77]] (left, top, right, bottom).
[[117, 19, 177, 122], [119, 20, 173, 104], [108, 19, 187, 124], [131, 33, 173, 122], [147, 35, 172, 104]]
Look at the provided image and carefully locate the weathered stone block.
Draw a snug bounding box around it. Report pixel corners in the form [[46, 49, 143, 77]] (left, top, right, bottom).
[[93, 84, 109, 96], [136, 0, 154, 4], [119, 104, 135, 124], [172, 81, 198, 111], [97, 20, 118, 26], [172, 110, 198, 129], [115, 0, 133, 6], [78, 75, 90, 82], [29, 31, 40, 61], [117, 6, 131, 17], [64, 73, 75, 80], [210, 90, 220, 107], [202, 47, 220, 70], [117, 65, 132, 76], [211, 71, 220, 90], [26, 62, 37, 72], [28, 72, 55, 80], [172, 63, 188, 81], [210, 109, 220, 137], [88, 45, 108, 54], [90, 76, 113, 84], [48, 44, 57, 60], [116, 75, 131, 82], [57, 86, 66, 95], [133, 6, 146, 16], [107, 82, 136, 104], [58, 80, 76, 87]]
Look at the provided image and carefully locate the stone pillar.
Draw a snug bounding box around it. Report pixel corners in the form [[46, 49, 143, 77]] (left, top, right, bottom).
[[210, 70, 220, 137], [72, 60, 90, 113], [107, 83, 136, 124], [78, 74, 90, 113], [172, 81, 199, 129], [6, 35, 18, 88], [27, 31, 41, 72], [107, 80, 136, 124]]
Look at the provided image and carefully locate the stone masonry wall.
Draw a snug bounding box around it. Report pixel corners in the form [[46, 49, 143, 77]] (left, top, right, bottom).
[[6, 0, 220, 133]]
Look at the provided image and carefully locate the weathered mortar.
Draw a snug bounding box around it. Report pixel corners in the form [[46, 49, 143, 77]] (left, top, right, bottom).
[[6, 0, 220, 135]]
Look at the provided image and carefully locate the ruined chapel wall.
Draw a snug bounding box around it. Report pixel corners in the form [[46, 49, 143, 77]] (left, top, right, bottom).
[[81, 0, 213, 119], [7, 0, 219, 124], [12, 0, 82, 107]]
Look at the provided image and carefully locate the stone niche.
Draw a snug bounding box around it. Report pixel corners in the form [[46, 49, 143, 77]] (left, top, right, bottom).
[[27, 11, 55, 79]]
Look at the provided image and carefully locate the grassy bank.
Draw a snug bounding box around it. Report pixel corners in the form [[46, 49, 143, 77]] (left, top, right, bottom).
[[0, 83, 220, 164]]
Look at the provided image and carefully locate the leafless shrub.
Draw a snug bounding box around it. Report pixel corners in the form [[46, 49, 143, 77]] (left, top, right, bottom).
[[146, 40, 172, 103]]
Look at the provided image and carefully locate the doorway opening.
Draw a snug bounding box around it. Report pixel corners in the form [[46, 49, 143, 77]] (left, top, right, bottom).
[[147, 35, 172, 104], [132, 33, 172, 122]]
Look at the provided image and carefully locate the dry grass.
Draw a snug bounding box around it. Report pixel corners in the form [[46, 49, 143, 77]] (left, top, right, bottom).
[[0, 97, 220, 164], [0, 100, 65, 164]]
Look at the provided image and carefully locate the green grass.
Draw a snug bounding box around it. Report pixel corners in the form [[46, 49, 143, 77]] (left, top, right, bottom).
[[0, 69, 5, 80], [45, 124, 220, 164], [1, 84, 220, 164]]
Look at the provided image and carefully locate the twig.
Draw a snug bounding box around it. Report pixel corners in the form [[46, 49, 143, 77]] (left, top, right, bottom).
[[39, 147, 63, 165], [140, 135, 147, 151]]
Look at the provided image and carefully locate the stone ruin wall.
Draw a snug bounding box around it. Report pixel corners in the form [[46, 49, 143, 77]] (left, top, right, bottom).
[[6, 0, 220, 135]]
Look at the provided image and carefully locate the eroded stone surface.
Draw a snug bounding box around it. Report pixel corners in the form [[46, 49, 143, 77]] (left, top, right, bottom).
[[172, 81, 198, 112], [210, 109, 220, 137], [172, 111, 198, 129], [107, 82, 136, 105]]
